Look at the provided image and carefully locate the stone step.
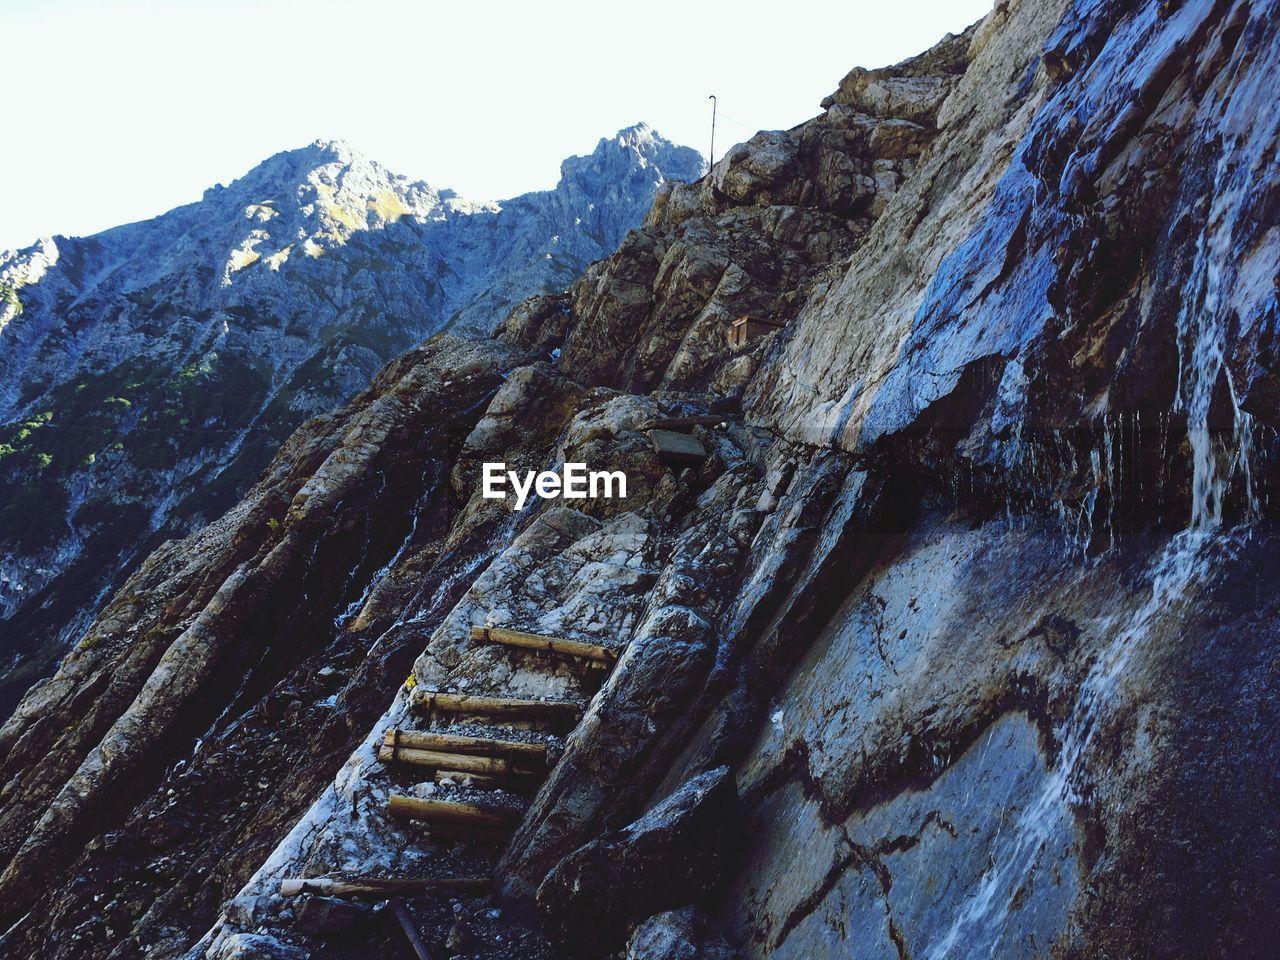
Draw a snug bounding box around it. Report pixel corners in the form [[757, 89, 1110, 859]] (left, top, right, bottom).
[[647, 428, 707, 466]]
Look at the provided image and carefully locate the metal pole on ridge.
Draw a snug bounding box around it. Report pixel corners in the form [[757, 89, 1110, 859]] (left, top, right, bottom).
[[708, 94, 717, 171]]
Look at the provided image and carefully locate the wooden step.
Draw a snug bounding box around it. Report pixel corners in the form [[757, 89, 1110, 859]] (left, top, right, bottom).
[[280, 876, 490, 898], [377, 743, 543, 778], [388, 795, 520, 829], [383, 728, 549, 761], [411, 689, 584, 722], [472, 626, 618, 665]]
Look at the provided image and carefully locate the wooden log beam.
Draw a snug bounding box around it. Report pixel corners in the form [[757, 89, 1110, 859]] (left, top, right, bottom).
[[411, 690, 584, 722], [377, 744, 544, 778], [471, 626, 617, 664], [279, 876, 490, 898], [387, 795, 520, 828], [383, 728, 548, 761], [432, 769, 503, 789]]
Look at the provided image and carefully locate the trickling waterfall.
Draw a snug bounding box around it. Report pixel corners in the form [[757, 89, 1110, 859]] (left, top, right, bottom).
[[1176, 221, 1259, 530], [926, 523, 1232, 960], [928, 48, 1278, 958], [1173, 73, 1277, 529], [333, 491, 426, 632], [931, 376, 1249, 955]]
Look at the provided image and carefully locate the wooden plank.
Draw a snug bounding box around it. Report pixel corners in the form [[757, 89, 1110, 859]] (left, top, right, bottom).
[[279, 876, 490, 898], [471, 625, 617, 664], [412, 690, 584, 722], [377, 744, 542, 777], [732, 315, 784, 328], [387, 794, 519, 828], [383, 728, 548, 760]]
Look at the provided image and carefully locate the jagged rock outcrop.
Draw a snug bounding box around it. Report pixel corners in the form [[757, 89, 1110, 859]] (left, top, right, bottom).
[[536, 766, 740, 957], [0, 335, 531, 957], [1, 1, 1279, 959], [558, 28, 971, 395], [0, 126, 701, 718]]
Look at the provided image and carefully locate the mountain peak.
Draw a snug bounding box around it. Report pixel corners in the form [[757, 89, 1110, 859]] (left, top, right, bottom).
[[199, 138, 397, 207], [604, 122, 676, 157], [614, 121, 656, 143], [561, 123, 705, 189], [304, 137, 359, 163]]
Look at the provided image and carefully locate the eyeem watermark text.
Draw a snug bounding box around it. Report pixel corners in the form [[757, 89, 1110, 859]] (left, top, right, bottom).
[[482, 462, 627, 511]]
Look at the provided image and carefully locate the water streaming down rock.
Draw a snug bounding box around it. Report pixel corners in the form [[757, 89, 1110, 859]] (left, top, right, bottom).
[[929, 253, 1271, 950], [925, 523, 1224, 959], [1175, 136, 1270, 530]]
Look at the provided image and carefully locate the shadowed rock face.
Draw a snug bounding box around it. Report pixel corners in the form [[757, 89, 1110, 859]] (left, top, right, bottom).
[[2, 1, 1279, 958], [0, 127, 702, 719], [626, 907, 740, 960], [537, 766, 740, 958]]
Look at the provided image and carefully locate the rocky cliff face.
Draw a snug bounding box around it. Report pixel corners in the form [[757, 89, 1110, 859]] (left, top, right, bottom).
[[1, 0, 1278, 958], [0, 126, 702, 716]]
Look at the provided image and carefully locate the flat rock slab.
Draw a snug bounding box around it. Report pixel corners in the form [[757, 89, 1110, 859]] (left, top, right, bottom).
[[648, 429, 707, 466]]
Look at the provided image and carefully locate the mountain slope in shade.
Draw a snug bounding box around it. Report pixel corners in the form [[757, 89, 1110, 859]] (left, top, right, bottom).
[[0, 126, 702, 715]]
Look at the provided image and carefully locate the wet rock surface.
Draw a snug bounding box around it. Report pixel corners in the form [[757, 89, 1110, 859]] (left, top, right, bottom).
[[2, 1, 1280, 959]]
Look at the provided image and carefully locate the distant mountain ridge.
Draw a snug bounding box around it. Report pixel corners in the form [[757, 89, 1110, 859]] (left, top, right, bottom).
[[0, 125, 702, 714]]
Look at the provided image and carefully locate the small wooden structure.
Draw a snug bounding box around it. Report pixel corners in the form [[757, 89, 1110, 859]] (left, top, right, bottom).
[[432, 769, 511, 790], [376, 744, 544, 779], [648, 428, 707, 466], [727, 314, 784, 349]]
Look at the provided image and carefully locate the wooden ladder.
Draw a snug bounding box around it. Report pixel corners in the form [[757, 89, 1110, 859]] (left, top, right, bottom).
[[379, 626, 616, 835]]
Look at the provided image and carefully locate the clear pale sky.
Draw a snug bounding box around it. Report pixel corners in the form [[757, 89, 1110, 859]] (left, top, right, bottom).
[[0, 0, 992, 252]]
